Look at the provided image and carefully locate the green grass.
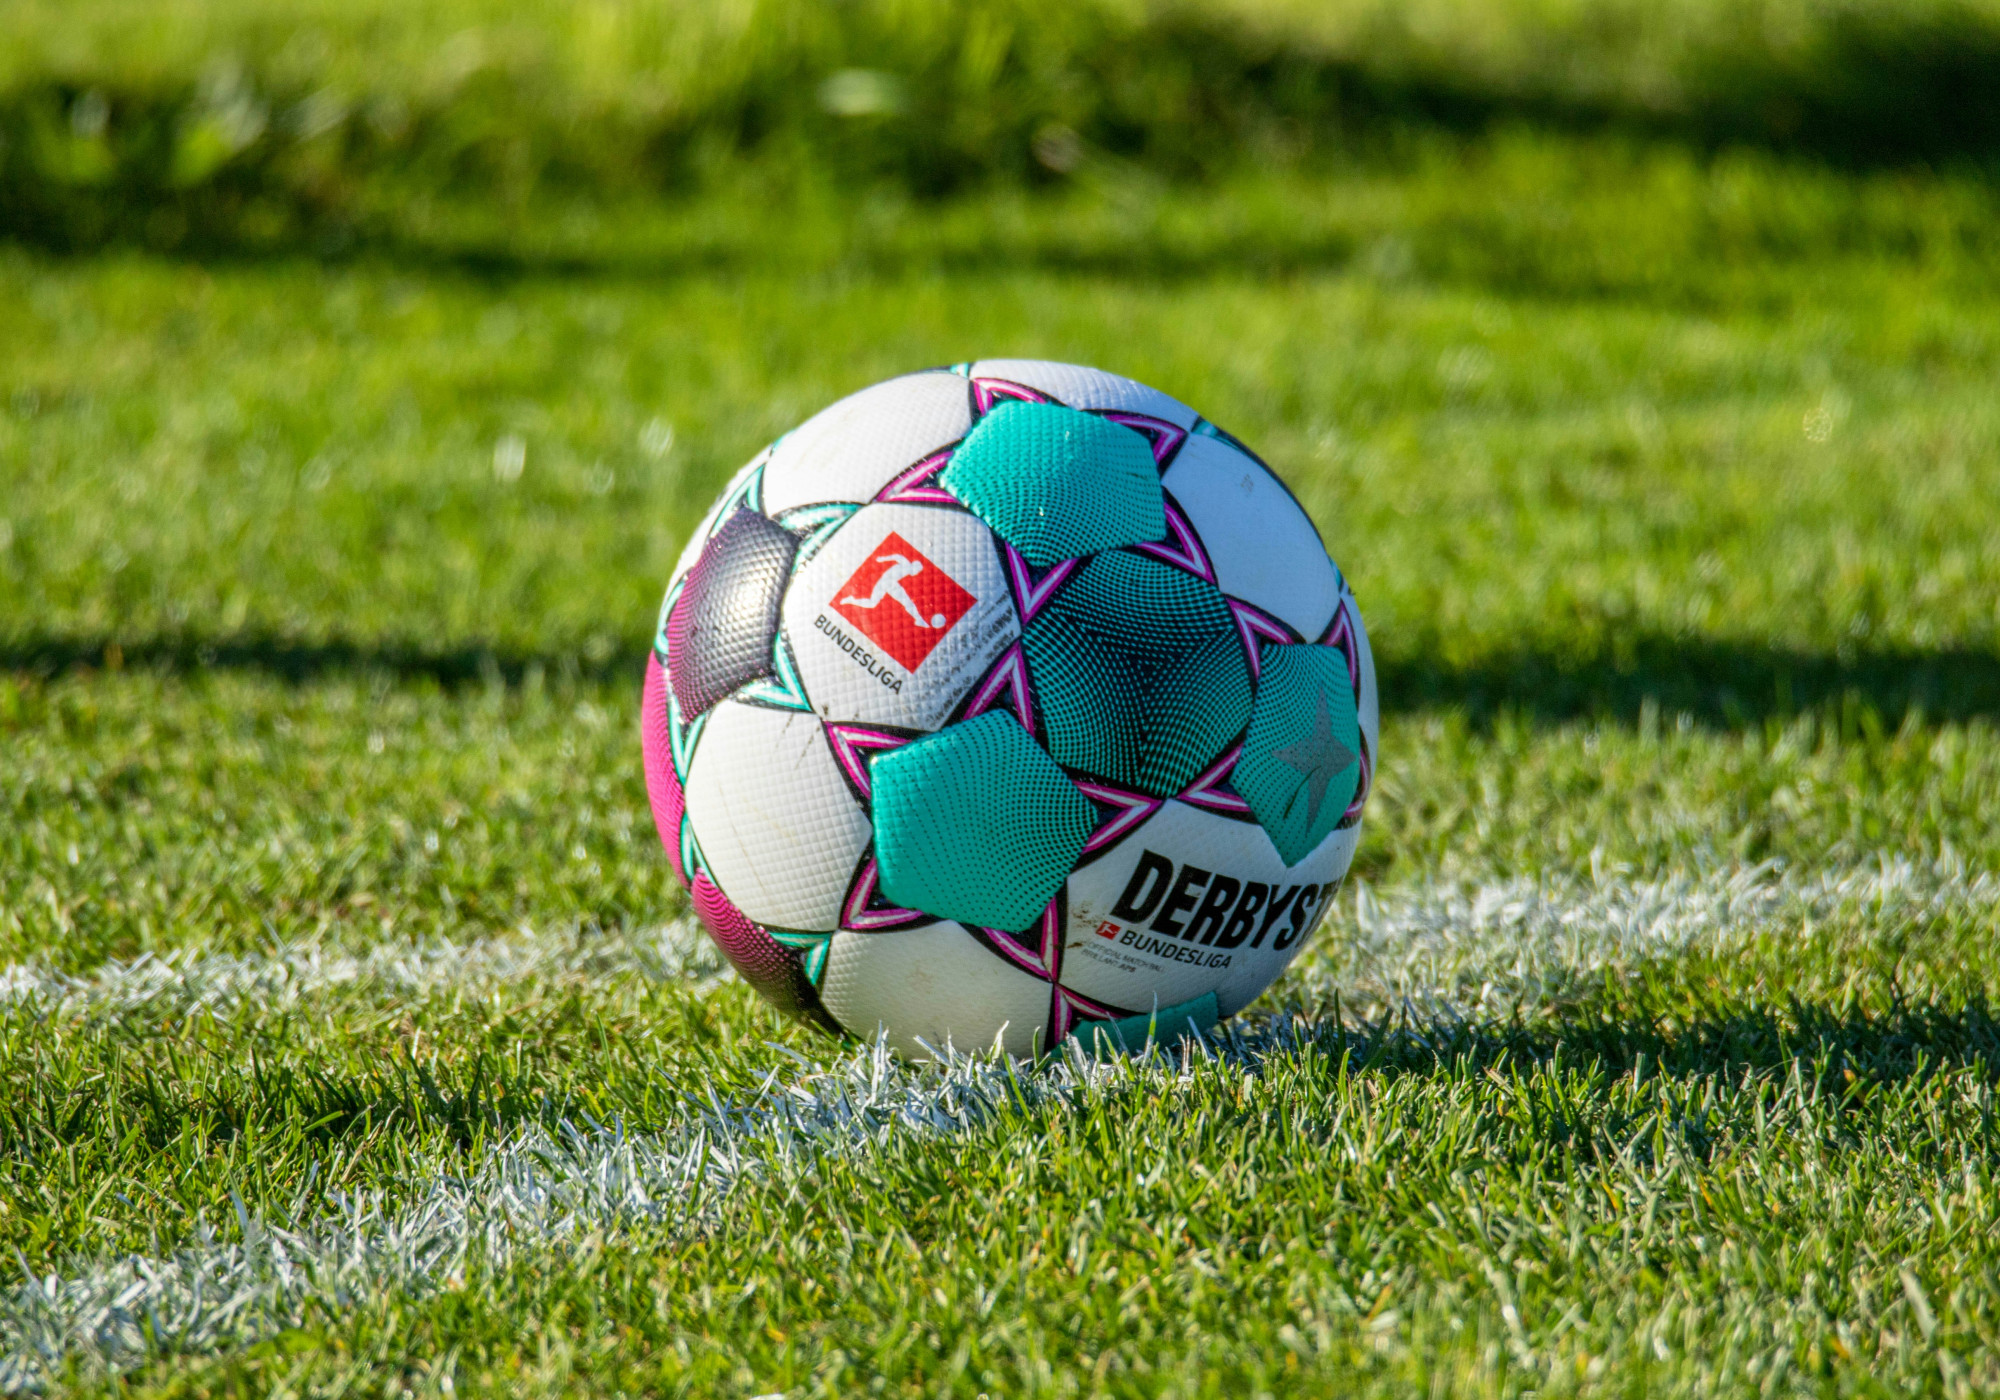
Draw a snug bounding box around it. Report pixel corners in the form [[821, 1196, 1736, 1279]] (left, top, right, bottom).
[[5, 110, 2000, 1395], [7, 140, 1999, 675]]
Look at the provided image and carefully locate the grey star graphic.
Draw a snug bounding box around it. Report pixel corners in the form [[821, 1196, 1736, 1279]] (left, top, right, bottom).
[[1272, 688, 1357, 829]]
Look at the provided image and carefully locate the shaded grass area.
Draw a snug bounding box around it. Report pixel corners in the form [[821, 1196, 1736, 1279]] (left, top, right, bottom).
[[8, 629, 2000, 728], [6, 0, 2000, 253], [14, 133, 2000, 301]]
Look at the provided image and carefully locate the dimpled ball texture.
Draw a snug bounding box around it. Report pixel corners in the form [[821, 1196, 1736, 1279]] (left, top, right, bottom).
[[641, 360, 1378, 1059]]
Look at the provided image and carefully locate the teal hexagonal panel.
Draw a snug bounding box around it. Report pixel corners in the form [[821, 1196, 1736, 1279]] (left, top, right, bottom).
[[873, 711, 1096, 931], [940, 401, 1164, 567], [1234, 644, 1362, 865], [1020, 551, 1253, 797]]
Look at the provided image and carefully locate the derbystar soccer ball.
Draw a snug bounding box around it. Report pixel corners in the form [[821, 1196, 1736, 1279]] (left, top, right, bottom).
[[640, 360, 1377, 1057]]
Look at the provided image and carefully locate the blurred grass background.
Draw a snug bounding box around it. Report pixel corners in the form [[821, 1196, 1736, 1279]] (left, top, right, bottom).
[[5, 0, 2000, 250]]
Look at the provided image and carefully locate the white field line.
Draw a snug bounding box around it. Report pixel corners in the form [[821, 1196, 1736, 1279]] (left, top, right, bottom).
[[2, 857, 1995, 1386], [0, 919, 725, 1021], [0, 1037, 1154, 1390], [10, 856, 1991, 1028], [1302, 854, 2000, 1017]]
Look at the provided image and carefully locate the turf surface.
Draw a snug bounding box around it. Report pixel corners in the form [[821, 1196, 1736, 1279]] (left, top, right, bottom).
[[4, 124, 2000, 1396]]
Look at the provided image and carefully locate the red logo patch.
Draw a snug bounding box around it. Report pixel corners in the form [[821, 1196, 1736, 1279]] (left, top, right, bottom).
[[829, 532, 975, 672]]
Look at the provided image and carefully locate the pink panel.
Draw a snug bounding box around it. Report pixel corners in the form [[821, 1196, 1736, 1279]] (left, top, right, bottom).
[[639, 653, 686, 885], [691, 873, 832, 1030]]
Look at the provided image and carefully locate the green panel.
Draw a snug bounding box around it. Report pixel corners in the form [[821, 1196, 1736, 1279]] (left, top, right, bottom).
[[1234, 644, 1362, 865], [1021, 552, 1253, 797], [873, 711, 1096, 931], [940, 400, 1164, 567]]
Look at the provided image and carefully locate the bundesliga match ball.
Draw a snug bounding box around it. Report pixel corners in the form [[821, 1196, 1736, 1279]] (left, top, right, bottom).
[[640, 361, 1377, 1057]]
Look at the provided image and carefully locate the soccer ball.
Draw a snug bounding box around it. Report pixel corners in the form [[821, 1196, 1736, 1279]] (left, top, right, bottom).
[[641, 361, 1377, 1057]]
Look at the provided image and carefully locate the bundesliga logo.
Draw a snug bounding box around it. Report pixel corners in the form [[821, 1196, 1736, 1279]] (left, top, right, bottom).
[[829, 532, 975, 671]]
